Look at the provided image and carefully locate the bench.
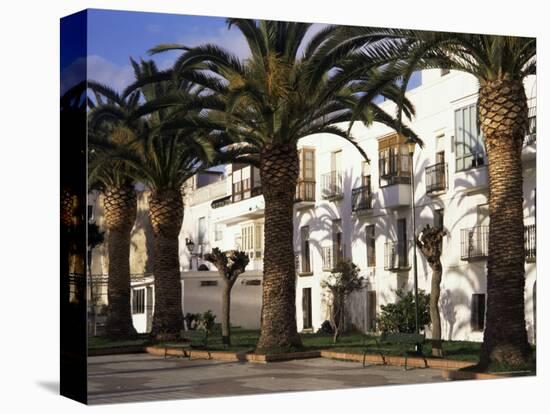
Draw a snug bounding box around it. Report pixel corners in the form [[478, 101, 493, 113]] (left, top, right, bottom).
[[162, 342, 193, 360], [362, 332, 427, 370]]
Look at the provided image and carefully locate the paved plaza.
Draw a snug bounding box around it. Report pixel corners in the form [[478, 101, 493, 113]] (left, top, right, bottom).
[[88, 353, 447, 404]]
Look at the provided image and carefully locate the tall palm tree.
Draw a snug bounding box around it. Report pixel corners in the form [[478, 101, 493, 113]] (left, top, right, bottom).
[[150, 20, 419, 353], [113, 60, 228, 340], [88, 81, 143, 337], [317, 28, 535, 367]]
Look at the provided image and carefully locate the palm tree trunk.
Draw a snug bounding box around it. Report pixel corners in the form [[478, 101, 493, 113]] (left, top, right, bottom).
[[256, 144, 303, 353], [221, 281, 232, 346], [104, 185, 137, 337], [430, 262, 443, 357], [478, 79, 533, 367], [149, 189, 184, 340]]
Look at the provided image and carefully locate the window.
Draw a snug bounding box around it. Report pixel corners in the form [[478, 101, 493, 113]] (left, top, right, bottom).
[[214, 223, 223, 242], [434, 208, 444, 230], [378, 133, 411, 186], [244, 279, 261, 286], [232, 164, 261, 202], [440, 68, 450, 76], [471, 293, 486, 331], [455, 104, 485, 172], [397, 218, 408, 268], [300, 226, 311, 273], [200, 280, 218, 287], [197, 217, 206, 245], [366, 225, 376, 267], [87, 205, 94, 221], [302, 288, 312, 329], [241, 222, 263, 260], [297, 148, 316, 201], [367, 291, 377, 331], [332, 219, 344, 264], [132, 289, 145, 314]]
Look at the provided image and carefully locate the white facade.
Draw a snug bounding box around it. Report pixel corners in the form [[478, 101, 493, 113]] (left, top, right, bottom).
[[89, 68, 536, 341], [179, 68, 536, 343]]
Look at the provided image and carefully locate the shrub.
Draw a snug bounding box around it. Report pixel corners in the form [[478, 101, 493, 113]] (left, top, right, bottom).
[[184, 312, 201, 330], [377, 289, 430, 333], [317, 320, 334, 335]]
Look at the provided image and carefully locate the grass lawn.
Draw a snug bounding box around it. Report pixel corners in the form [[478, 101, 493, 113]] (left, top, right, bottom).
[[88, 334, 151, 350], [88, 328, 483, 362]]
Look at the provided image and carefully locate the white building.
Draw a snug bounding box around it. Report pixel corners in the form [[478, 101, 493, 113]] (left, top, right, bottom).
[[89, 68, 536, 342]]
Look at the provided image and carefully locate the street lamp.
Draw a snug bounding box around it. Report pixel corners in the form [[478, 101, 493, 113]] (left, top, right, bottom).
[[407, 141, 420, 338], [185, 238, 200, 270]]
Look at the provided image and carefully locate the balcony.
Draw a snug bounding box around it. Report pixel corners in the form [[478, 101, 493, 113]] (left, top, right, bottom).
[[460, 226, 489, 261], [295, 180, 316, 208], [425, 163, 448, 195], [525, 224, 536, 263], [188, 179, 229, 206], [384, 240, 410, 271], [321, 171, 343, 201], [461, 224, 537, 262], [351, 186, 373, 215]]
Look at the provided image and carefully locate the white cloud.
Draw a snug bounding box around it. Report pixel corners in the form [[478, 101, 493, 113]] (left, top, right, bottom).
[[178, 26, 251, 60], [87, 55, 135, 93]]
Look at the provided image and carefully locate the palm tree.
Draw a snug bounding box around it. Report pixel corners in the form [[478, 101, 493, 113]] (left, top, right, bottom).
[[149, 20, 419, 353], [317, 28, 535, 367], [88, 82, 143, 337], [114, 59, 228, 340]]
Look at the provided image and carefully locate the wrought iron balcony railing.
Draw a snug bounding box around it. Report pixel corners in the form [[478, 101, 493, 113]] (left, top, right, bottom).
[[321, 171, 344, 200], [460, 226, 489, 260], [425, 162, 447, 194], [461, 224, 536, 262], [351, 185, 373, 212], [384, 240, 410, 271], [379, 154, 411, 187]]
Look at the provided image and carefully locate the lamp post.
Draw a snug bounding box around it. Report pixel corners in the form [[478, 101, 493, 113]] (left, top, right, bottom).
[[407, 141, 420, 337], [185, 238, 197, 271]]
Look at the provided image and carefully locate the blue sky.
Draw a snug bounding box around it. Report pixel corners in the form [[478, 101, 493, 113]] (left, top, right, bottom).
[[61, 9, 420, 94]]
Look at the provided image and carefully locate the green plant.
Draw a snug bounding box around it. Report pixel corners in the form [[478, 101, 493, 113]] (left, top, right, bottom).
[[321, 260, 364, 342], [184, 312, 200, 330], [377, 289, 430, 333], [317, 320, 334, 335]]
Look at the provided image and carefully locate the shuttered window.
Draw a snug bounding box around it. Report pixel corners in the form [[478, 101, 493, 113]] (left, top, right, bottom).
[[455, 104, 485, 172], [366, 225, 376, 267]]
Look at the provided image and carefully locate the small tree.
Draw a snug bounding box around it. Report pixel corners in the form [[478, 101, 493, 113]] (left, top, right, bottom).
[[321, 260, 364, 343], [203, 248, 249, 346], [416, 224, 447, 357], [377, 289, 430, 334]]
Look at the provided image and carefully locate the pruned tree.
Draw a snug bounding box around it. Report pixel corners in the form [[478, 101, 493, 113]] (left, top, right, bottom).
[[416, 224, 447, 357], [203, 248, 249, 346], [321, 260, 364, 343]]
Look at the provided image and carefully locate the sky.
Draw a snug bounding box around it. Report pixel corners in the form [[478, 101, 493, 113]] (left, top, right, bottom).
[[60, 9, 421, 95]]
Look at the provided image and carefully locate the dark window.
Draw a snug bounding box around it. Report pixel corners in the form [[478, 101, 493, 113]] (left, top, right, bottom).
[[200, 280, 218, 287], [471, 293, 486, 331], [132, 289, 145, 314], [87, 205, 93, 221], [397, 218, 408, 268], [455, 104, 485, 172], [366, 225, 376, 267], [301, 226, 311, 273], [441, 68, 450, 76], [367, 291, 377, 331], [302, 288, 312, 329], [244, 279, 261, 286], [332, 219, 344, 264], [434, 209, 444, 230], [232, 164, 260, 202]]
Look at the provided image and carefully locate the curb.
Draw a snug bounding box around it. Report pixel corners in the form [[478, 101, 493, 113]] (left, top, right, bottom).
[[320, 350, 475, 370], [442, 369, 505, 380], [144, 346, 321, 363]]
